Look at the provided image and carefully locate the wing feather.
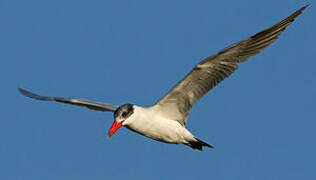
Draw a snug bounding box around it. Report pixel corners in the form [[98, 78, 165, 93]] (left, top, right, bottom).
[[154, 5, 308, 126], [19, 88, 118, 112]]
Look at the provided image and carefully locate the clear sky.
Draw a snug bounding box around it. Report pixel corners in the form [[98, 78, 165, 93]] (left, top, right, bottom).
[[1, 0, 315, 179]]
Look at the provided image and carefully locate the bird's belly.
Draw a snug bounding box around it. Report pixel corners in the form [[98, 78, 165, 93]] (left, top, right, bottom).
[[125, 118, 190, 144]]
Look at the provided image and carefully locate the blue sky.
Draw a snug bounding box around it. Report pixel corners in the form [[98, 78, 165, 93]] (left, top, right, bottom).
[[1, 0, 315, 179]]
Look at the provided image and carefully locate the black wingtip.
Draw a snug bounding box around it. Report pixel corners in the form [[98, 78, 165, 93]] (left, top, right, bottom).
[[18, 87, 33, 98], [295, 4, 309, 15], [301, 4, 310, 11], [291, 4, 310, 19], [18, 87, 53, 101]]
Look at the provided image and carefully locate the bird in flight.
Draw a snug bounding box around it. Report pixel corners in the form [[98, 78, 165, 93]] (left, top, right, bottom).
[[19, 5, 308, 150]]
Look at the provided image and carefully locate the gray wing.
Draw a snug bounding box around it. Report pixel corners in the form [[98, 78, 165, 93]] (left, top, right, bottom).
[[19, 88, 118, 112], [154, 5, 308, 126]]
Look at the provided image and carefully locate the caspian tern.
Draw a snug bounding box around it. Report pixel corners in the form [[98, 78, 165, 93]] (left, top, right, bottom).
[[19, 5, 308, 150]]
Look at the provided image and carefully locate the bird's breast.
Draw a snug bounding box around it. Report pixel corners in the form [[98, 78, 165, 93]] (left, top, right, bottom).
[[125, 111, 192, 144]]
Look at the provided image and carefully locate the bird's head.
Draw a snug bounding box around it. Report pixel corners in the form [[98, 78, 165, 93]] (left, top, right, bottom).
[[107, 104, 134, 138]]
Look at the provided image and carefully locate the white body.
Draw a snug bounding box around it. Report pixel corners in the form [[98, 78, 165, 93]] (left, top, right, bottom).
[[19, 6, 308, 150], [123, 105, 196, 145]]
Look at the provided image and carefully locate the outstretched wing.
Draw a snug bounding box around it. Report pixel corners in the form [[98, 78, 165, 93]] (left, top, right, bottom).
[[19, 88, 118, 112], [154, 5, 308, 126]]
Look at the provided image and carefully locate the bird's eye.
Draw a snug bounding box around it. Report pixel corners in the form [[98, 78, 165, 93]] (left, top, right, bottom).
[[122, 112, 127, 117]]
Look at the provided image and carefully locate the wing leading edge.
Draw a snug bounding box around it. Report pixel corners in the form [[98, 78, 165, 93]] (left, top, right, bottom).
[[19, 88, 118, 112], [154, 5, 309, 126]]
